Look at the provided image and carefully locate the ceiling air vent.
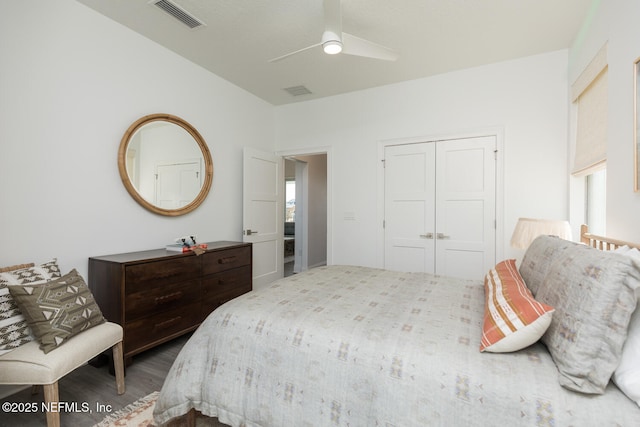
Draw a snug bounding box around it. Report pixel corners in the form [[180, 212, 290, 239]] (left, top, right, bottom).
[[283, 85, 312, 97], [150, 0, 205, 29]]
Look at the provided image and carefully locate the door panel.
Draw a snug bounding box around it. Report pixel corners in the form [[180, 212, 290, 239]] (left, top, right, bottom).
[[243, 147, 283, 289], [155, 161, 201, 208], [383, 136, 496, 279], [441, 248, 485, 281], [384, 143, 436, 273], [435, 136, 496, 279]]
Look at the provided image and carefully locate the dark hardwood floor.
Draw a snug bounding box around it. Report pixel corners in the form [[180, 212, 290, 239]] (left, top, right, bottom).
[[0, 333, 191, 427]]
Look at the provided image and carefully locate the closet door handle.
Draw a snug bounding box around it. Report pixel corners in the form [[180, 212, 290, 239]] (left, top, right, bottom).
[[436, 233, 450, 240], [420, 233, 434, 239]]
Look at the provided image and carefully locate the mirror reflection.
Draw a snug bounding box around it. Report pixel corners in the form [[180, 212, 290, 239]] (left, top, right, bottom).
[[118, 114, 213, 216]]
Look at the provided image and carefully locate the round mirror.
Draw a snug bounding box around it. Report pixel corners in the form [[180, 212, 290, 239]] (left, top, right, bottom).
[[118, 114, 213, 216]]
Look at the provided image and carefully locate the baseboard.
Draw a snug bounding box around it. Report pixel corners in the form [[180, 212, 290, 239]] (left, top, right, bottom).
[[309, 261, 327, 269]]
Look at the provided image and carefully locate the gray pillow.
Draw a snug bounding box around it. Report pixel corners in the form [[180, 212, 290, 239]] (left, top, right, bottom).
[[8, 269, 105, 353], [519, 235, 573, 296], [536, 244, 640, 394]]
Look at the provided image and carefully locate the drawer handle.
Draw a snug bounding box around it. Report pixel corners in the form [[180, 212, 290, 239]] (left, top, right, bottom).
[[154, 316, 182, 330], [218, 256, 237, 264], [154, 291, 183, 305]]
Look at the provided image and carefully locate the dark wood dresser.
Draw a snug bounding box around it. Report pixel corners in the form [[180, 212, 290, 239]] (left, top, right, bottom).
[[88, 241, 252, 363]]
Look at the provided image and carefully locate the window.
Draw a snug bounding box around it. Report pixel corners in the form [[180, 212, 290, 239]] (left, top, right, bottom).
[[571, 43, 608, 234], [285, 180, 295, 222]]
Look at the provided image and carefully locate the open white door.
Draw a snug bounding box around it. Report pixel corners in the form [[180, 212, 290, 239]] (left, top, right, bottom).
[[293, 159, 308, 273], [243, 147, 284, 289]]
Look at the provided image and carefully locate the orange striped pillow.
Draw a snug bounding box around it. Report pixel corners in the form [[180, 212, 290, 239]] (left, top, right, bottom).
[[480, 259, 554, 353]]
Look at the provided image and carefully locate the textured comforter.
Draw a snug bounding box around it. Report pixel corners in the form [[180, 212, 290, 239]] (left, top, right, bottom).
[[154, 265, 640, 426]]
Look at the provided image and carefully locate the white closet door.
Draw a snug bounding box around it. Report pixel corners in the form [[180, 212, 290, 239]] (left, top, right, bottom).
[[384, 143, 436, 273], [383, 136, 496, 279], [435, 136, 496, 279]]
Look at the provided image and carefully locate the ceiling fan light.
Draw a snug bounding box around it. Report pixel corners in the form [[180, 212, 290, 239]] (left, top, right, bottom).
[[323, 40, 342, 55]]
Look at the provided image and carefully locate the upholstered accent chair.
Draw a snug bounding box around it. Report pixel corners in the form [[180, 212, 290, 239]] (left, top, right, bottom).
[[0, 263, 125, 427]]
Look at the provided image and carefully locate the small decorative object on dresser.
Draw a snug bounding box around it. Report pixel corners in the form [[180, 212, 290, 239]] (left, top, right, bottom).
[[88, 241, 252, 364]]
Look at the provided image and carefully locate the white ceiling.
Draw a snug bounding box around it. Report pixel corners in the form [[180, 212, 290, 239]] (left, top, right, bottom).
[[75, 0, 593, 106]]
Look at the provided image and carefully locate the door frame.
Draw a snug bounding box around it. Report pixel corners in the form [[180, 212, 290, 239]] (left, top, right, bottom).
[[277, 146, 333, 269], [377, 128, 505, 268]]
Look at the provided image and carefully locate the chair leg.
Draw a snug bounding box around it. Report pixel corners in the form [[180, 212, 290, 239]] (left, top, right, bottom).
[[43, 382, 60, 427], [112, 341, 126, 395]]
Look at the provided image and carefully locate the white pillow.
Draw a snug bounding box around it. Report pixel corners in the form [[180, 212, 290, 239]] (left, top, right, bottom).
[[629, 248, 640, 259], [613, 308, 640, 406], [613, 245, 640, 406]]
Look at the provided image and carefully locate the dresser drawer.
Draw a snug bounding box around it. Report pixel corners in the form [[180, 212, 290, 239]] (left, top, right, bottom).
[[124, 303, 200, 355], [202, 246, 251, 275], [125, 256, 200, 291], [201, 266, 252, 316], [203, 266, 252, 296], [125, 279, 200, 320], [201, 286, 252, 319]]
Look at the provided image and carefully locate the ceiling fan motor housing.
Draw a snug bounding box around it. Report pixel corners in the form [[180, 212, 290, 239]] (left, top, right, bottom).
[[322, 30, 342, 54]]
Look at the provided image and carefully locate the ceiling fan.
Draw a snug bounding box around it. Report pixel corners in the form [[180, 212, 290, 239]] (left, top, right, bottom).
[[269, 0, 399, 63]]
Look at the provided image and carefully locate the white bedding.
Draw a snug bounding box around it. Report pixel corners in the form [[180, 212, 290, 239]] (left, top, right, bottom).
[[154, 265, 640, 426]]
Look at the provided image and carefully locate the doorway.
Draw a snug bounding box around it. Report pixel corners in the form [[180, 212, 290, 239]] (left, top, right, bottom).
[[283, 154, 328, 276]]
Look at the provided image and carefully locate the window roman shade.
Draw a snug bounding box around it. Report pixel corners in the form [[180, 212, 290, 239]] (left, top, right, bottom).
[[572, 43, 608, 176]]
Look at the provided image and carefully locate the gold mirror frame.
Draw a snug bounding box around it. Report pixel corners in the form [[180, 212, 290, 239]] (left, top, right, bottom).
[[118, 114, 213, 216], [635, 58, 640, 192]]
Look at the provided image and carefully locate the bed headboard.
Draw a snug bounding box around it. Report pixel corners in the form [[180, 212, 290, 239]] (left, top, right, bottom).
[[580, 224, 640, 250]]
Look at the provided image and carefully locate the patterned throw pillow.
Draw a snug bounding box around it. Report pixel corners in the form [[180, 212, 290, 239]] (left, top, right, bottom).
[[537, 244, 640, 394], [7, 269, 105, 354], [480, 259, 555, 353], [519, 235, 573, 296], [0, 259, 61, 355], [0, 263, 34, 273]]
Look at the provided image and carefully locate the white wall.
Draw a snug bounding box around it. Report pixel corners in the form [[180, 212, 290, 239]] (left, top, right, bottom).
[[275, 50, 571, 266], [568, 0, 640, 243], [0, 1, 274, 278]]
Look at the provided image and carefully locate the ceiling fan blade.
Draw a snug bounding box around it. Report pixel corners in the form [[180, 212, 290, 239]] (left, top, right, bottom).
[[341, 32, 399, 61], [268, 42, 322, 63]]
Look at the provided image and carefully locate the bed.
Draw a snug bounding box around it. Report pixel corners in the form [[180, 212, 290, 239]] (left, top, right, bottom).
[[154, 226, 640, 426]]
